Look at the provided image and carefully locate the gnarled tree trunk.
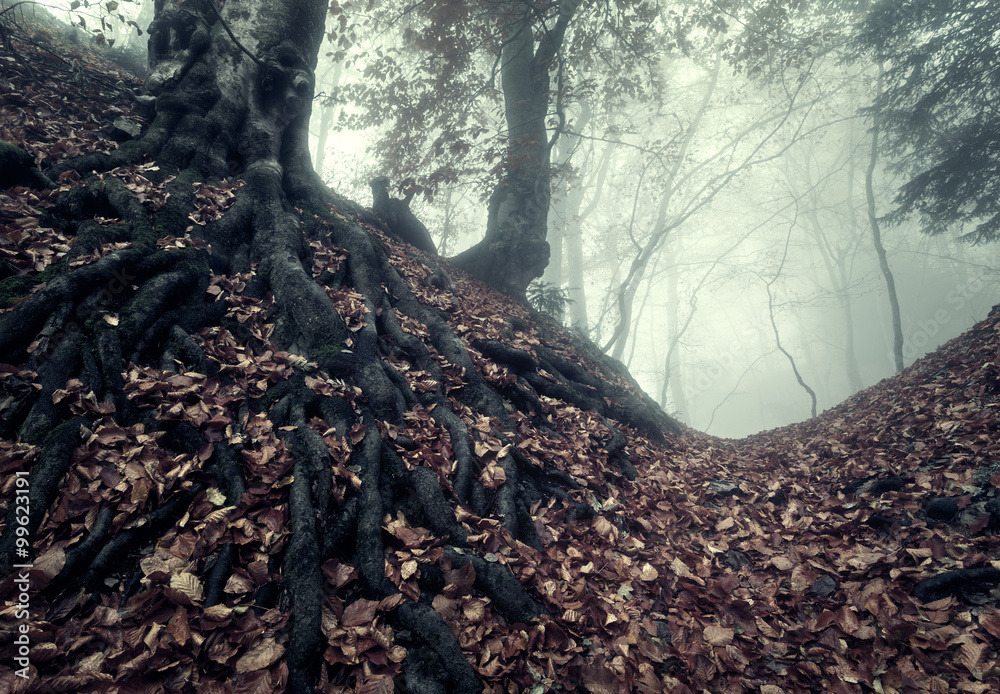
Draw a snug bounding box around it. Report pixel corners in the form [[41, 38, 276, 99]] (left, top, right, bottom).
[[452, 1, 581, 302], [0, 2, 679, 692]]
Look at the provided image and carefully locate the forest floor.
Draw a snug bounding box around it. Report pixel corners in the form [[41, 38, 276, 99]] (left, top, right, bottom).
[[1, 13, 999, 694]]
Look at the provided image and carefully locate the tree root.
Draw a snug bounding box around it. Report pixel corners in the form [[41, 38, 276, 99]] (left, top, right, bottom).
[[43, 505, 114, 598], [79, 486, 202, 593], [284, 443, 323, 693], [0, 28, 687, 688], [0, 417, 88, 572], [397, 601, 481, 694], [443, 548, 544, 625]]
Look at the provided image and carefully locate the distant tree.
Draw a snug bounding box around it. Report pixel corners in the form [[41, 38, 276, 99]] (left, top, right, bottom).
[[855, 0, 1000, 243], [762, 226, 819, 418], [864, 65, 905, 372]]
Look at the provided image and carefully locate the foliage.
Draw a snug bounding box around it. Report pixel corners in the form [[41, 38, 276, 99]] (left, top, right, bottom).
[[65, 0, 146, 48], [855, 0, 1000, 243], [526, 279, 573, 320], [333, 0, 666, 200]]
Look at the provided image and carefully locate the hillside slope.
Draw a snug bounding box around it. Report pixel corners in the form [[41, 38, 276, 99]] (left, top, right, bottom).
[[1, 16, 999, 694]]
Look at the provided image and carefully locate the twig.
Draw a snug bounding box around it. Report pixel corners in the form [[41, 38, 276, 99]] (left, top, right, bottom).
[[208, 0, 262, 66]]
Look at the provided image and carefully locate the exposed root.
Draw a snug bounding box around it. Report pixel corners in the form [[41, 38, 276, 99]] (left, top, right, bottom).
[[44, 505, 114, 597], [285, 440, 324, 693], [397, 601, 481, 694], [0, 417, 88, 572], [78, 485, 202, 593], [0, 12, 684, 690], [442, 548, 544, 625]]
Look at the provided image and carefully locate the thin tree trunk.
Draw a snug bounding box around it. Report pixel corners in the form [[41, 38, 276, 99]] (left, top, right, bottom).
[[544, 103, 593, 291], [766, 227, 818, 418], [840, 146, 865, 392], [312, 63, 343, 178], [439, 186, 455, 256], [605, 54, 721, 359], [660, 239, 687, 415], [867, 66, 905, 373], [565, 138, 614, 331]]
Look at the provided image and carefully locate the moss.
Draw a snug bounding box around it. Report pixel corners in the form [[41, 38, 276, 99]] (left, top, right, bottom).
[[0, 263, 65, 309], [296, 204, 347, 241], [175, 248, 210, 277], [311, 343, 344, 362], [146, 168, 200, 249], [973, 459, 1000, 488]]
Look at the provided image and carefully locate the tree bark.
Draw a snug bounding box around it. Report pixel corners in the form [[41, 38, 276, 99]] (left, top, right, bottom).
[[0, 3, 681, 692], [452, 1, 581, 302], [867, 67, 905, 373]]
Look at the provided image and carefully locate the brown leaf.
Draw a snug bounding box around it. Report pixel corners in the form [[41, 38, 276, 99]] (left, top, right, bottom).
[[771, 556, 793, 571], [979, 609, 1000, 639], [443, 560, 476, 596], [431, 594, 459, 622], [232, 668, 272, 694], [342, 598, 379, 627], [958, 641, 988, 674], [834, 606, 860, 635], [357, 674, 395, 694], [581, 657, 618, 694], [166, 606, 190, 646], [169, 572, 204, 604], [378, 593, 405, 612], [234, 639, 285, 674], [462, 597, 489, 621], [715, 517, 735, 531], [35, 546, 66, 579], [703, 625, 734, 646]]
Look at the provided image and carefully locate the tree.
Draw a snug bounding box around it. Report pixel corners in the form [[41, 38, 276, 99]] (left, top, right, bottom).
[[762, 226, 819, 418], [339, 0, 664, 301], [865, 66, 905, 372], [0, 4, 678, 692], [855, 0, 1000, 243], [450, 0, 582, 300]]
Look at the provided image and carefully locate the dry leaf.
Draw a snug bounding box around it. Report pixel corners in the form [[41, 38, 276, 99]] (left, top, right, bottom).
[[703, 625, 734, 646], [234, 639, 285, 674]]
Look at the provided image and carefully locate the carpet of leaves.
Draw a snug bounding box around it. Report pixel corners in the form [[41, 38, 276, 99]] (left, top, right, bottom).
[[1, 17, 999, 694]]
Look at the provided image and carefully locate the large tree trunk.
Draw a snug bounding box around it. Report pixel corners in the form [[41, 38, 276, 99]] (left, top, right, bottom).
[[451, 10, 551, 302], [452, 1, 581, 302], [0, 3, 679, 692]]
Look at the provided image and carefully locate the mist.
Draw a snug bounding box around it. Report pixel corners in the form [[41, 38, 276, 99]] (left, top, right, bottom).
[[45, 0, 998, 438]]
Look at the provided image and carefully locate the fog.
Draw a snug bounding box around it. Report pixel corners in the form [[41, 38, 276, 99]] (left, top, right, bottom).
[[301, 16, 998, 439], [49, 0, 1000, 438]]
